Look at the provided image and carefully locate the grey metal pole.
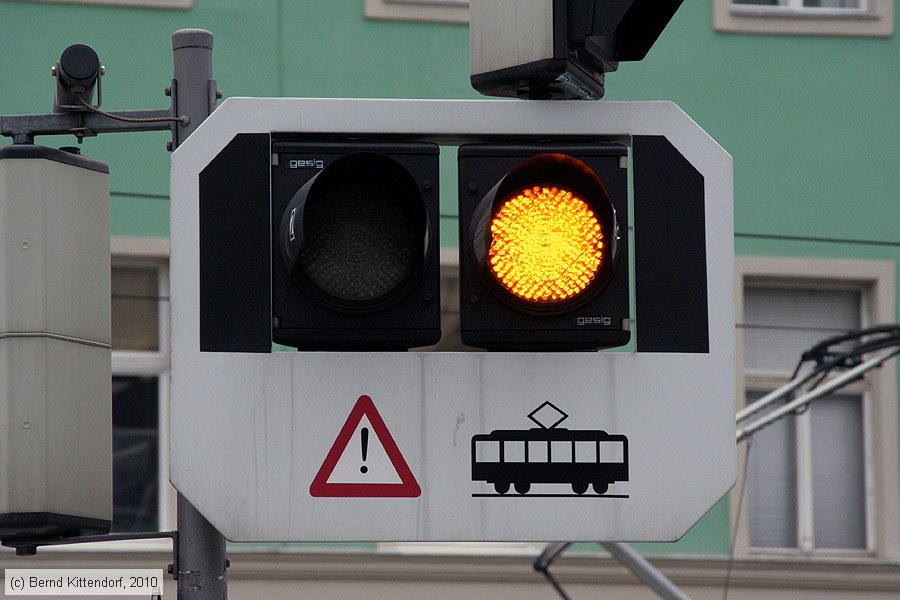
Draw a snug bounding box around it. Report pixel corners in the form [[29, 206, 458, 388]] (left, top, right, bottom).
[[171, 28, 227, 600], [171, 28, 219, 146], [176, 495, 227, 599]]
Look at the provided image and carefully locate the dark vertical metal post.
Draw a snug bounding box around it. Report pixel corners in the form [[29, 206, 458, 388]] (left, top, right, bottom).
[[171, 28, 218, 146], [171, 29, 228, 600], [176, 495, 227, 599]]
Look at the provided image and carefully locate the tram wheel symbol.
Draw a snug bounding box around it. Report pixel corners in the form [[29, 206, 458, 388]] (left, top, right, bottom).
[[471, 402, 629, 497]]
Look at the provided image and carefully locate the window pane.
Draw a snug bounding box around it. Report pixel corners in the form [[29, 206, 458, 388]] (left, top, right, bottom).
[[111, 267, 160, 351], [25, 0, 192, 7], [804, 0, 862, 7], [743, 286, 860, 371], [734, 0, 863, 5], [475, 440, 499, 463], [810, 394, 866, 548], [599, 441, 625, 464], [387, 0, 468, 4], [575, 441, 597, 463], [550, 441, 572, 463], [504, 440, 526, 463], [112, 376, 159, 532], [528, 440, 548, 463], [747, 392, 798, 548]]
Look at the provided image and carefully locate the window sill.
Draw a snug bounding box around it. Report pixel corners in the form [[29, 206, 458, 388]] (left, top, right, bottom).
[[364, 0, 469, 24], [748, 546, 874, 560], [10, 0, 192, 8], [714, 0, 894, 36], [730, 6, 878, 20]]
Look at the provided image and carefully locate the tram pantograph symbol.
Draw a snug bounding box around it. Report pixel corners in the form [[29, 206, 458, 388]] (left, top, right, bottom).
[[471, 402, 629, 497]]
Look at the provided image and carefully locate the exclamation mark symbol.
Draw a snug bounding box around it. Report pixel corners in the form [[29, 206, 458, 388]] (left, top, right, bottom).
[[360, 427, 369, 474]]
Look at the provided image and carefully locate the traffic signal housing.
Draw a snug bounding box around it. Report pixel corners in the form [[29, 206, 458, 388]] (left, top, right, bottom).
[[0, 145, 112, 544], [470, 0, 685, 100], [198, 135, 441, 353], [197, 129, 704, 356], [271, 140, 442, 350], [458, 143, 630, 351]]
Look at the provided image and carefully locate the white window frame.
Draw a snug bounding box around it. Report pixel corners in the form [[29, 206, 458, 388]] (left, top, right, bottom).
[[112, 252, 173, 524], [734, 0, 871, 15], [732, 256, 900, 561], [47, 238, 173, 554], [713, 0, 894, 36], [365, 0, 469, 24], [15, 0, 192, 8], [54, 238, 173, 555]]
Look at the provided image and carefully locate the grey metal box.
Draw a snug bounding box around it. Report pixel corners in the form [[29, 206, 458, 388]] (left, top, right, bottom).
[[0, 146, 112, 541]]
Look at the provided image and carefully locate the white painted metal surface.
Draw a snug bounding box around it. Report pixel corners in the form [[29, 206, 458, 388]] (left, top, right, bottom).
[[0, 154, 111, 521], [169, 98, 735, 542]]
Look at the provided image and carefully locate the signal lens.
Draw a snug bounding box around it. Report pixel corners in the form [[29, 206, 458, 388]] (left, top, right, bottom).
[[280, 153, 428, 313], [488, 185, 604, 303], [298, 174, 422, 304]]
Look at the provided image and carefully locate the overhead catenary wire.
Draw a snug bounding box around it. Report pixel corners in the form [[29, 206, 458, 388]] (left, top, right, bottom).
[[737, 324, 900, 429], [736, 346, 900, 443], [536, 324, 900, 600], [722, 436, 751, 600]]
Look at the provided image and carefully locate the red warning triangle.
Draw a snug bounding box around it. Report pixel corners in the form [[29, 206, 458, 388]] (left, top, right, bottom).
[[309, 395, 421, 498]]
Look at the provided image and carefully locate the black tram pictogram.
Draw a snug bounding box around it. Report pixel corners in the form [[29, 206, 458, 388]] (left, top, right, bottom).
[[471, 402, 629, 496]]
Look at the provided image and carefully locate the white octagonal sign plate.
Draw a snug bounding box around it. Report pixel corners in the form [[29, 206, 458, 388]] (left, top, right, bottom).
[[169, 98, 735, 542]]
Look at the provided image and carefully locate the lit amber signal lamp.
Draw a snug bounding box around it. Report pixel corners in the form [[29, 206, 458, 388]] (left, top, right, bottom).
[[489, 185, 603, 304], [475, 153, 619, 313], [458, 144, 630, 351]]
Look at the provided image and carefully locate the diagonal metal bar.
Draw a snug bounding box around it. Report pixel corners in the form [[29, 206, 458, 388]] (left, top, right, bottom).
[[533, 542, 574, 600], [736, 348, 900, 443], [601, 542, 694, 600], [534, 541, 695, 600]]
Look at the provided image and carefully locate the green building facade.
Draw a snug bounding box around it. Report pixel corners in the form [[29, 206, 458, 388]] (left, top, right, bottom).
[[2, 1, 898, 597]]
